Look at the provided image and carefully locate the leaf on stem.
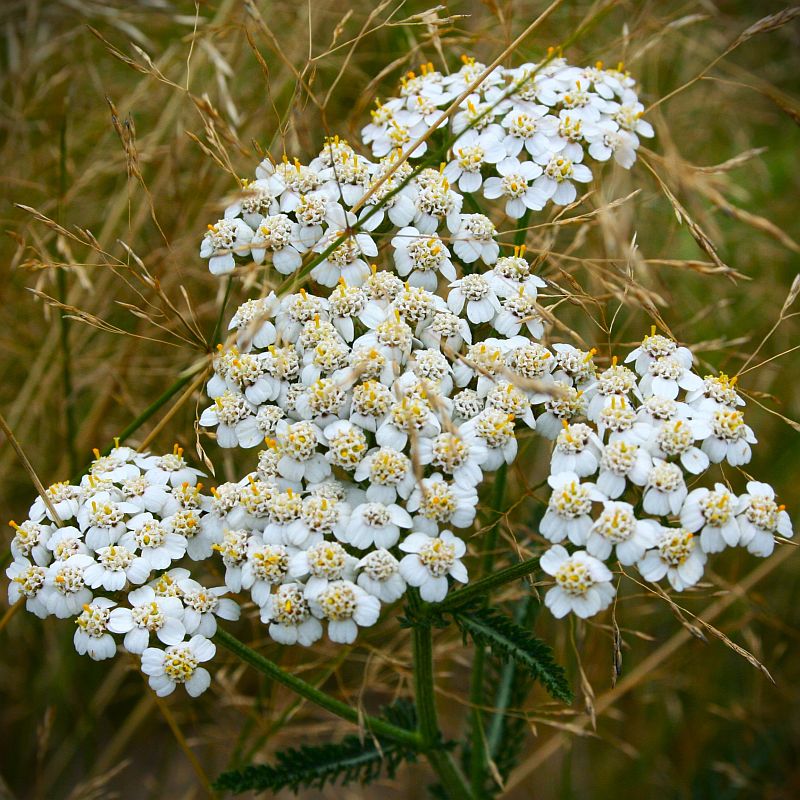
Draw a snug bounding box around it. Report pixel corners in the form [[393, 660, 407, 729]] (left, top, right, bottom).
[[214, 700, 419, 794], [453, 607, 573, 704]]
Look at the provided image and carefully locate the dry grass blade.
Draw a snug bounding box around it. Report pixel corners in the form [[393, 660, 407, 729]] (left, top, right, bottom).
[[730, 6, 800, 48], [0, 411, 63, 526], [639, 156, 740, 280], [505, 547, 796, 791]]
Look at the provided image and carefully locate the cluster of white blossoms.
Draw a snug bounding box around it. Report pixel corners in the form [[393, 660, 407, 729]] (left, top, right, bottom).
[[6, 52, 792, 700], [539, 331, 793, 619], [198, 54, 650, 278], [6, 445, 236, 697], [363, 54, 650, 214]]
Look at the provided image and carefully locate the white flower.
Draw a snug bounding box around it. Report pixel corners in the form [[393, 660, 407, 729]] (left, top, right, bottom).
[[76, 492, 139, 550], [493, 289, 544, 338], [586, 501, 660, 564], [119, 474, 173, 515], [313, 579, 381, 643], [73, 598, 117, 661], [340, 501, 412, 549], [375, 394, 440, 450], [736, 481, 793, 557], [107, 586, 185, 654], [399, 530, 467, 602], [540, 545, 615, 619], [311, 226, 377, 287], [260, 582, 323, 646], [121, 513, 187, 570], [354, 447, 415, 504], [42, 554, 95, 618], [680, 484, 743, 553], [288, 540, 356, 601], [486, 248, 546, 299], [199, 391, 259, 449], [541, 471, 605, 545], [483, 158, 546, 218], [639, 354, 703, 400], [179, 580, 241, 637], [648, 418, 710, 475], [638, 527, 707, 591], [550, 422, 602, 477], [625, 329, 691, 376], [6, 557, 49, 618], [9, 519, 53, 566], [595, 439, 651, 498], [536, 382, 586, 439], [29, 481, 81, 524], [417, 429, 488, 488], [699, 408, 757, 466], [499, 107, 556, 158], [584, 119, 638, 168], [141, 635, 216, 697], [685, 373, 745, 413], [610, 100, 654, 139], [357, 549, 407, 602], [406, 474, 478, 534], [275, 420, 330, 484], [412, 174, 463, 234], [443, 129, 505, 192], [460, 407, 518, 470], [643, 459, 688, 516], [224, 177, 278, 227], [451, 213, 500, 265], [84, 545, 150, 591], [391, 227, 456, 290], [531, 152, 593, 206], [250, 213, 306, 274], [200, 218, 253, 275], [139, 447, 204, 488]]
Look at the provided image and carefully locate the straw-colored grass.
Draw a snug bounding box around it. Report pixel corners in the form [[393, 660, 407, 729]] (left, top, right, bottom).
[[1, 1, 798, 797]]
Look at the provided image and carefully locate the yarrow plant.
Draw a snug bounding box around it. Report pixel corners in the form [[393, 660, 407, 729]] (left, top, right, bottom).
[[6, 48, 794, 798]]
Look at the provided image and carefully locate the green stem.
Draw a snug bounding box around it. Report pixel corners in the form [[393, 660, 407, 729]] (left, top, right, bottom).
[[468, 462, 508, 794], [214, 628, 420, 749], [412, 621, 474, 799], [436, 557, 539, 613]]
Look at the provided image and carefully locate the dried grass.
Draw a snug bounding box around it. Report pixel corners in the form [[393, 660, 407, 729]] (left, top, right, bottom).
[[1, 1, 799, 798]]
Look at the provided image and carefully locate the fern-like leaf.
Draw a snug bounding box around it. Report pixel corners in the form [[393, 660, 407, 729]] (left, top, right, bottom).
[[214, 700, 418, 795], [453, 607, 573, 704]]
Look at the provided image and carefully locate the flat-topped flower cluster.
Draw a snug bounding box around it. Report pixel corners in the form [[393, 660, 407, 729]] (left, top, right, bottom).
[[537, 333, 792, 619], [5, 52, 793, 702], [7, 446, 230, 696]]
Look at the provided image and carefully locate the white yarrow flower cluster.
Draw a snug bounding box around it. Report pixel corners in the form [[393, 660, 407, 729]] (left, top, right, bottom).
[[10, 52, 791, 701], [6, 445, 238, 697], [539, 332, 792, 617]]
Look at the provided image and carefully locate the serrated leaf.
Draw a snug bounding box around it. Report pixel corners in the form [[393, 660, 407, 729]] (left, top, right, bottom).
[[453, 607, 573, 704], [214, 700, 418, 795]]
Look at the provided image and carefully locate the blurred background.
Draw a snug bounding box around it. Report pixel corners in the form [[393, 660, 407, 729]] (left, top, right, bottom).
[[0, 1, 798, 797]]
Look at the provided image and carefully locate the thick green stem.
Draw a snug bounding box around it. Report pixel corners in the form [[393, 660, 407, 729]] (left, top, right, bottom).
[[214, 628, 420, 748], [412, 622, 474, 799]]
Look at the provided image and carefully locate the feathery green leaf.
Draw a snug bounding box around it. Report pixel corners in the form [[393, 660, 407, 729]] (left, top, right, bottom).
[[453, 606, 573, 704]]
